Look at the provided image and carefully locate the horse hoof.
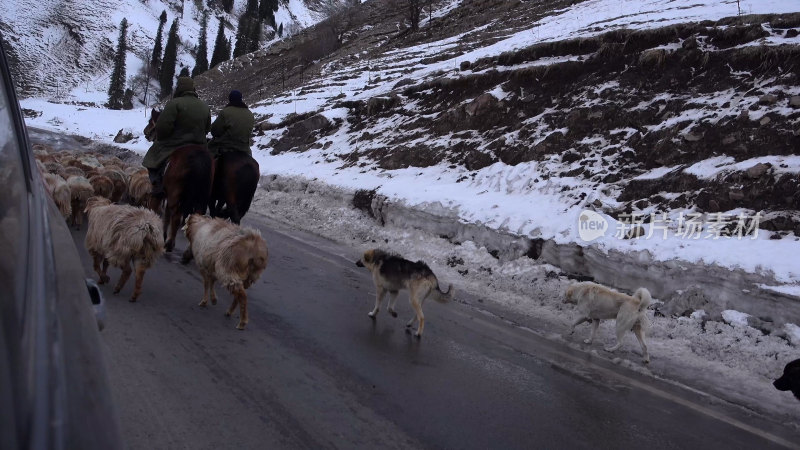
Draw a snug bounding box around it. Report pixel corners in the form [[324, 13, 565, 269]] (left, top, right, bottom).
[[390, 310, 398, 318], [113, 288, 121, 295], [198, 301, 208, 307], [129, 297, 137, 303], [236, 323, 246, 330]]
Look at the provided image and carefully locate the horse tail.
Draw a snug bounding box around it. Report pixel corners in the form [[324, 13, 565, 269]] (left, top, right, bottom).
[[235, 156, 260, 219], [179, 146, 213, 217]]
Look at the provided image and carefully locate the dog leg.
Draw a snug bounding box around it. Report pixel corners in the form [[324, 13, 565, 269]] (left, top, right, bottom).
[[633, 322, 650, 363], [387, 291, 399, 318], [225, 285, 240, 318], [409, 289, 425, 338], [369, 287, 386, 319], [604, 321, 626, 353], [131, 262, 147, 302], [570, 316, 590, 334], [585, 319, 600, 344], [233, 286, 248, 330], [114, 261, 133, 297], [199, 276, 211, 307], [210, 280, 217, 306]]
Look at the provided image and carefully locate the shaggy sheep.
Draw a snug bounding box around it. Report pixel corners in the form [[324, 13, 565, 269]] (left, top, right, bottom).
[[44, 161, 63, 174], [44, 173, 72, 219], [128, 171, 152, 207], [182, 215, 268, 330], [124, 166, 146, 177], [103, 169, 128, 202], [84, 197, 165, 301], [59, 166, 85, 180], [66, 175, 94, 229], [89, 175, 114, 200]]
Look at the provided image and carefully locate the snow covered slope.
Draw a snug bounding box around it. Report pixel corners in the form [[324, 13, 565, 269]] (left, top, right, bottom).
[[18, 0, 800, 305], [0, 0, 323, 99]]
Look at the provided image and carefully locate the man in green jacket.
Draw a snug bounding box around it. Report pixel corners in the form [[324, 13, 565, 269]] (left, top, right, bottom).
[[208, 90, 255, 158], [142, 76, 211, 198]]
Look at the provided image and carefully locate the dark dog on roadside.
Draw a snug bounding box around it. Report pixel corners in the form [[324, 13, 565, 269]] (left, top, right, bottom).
[[356, 249, 454, 338], [774, 359, 800, 401]]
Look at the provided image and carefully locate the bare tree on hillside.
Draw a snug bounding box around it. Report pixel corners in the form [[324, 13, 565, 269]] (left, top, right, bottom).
[[319, 0, 360, 43], [407, 0, 422, 31]]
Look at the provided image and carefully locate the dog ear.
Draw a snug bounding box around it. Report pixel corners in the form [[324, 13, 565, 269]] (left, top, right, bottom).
[[363, 250, 372, 263]]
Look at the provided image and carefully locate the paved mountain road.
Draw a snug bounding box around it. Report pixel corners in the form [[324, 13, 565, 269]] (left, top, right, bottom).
[[68, 212, 800, 450]]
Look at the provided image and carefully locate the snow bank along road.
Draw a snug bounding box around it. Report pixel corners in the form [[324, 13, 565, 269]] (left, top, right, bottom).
[[68, 212, 800, 449]]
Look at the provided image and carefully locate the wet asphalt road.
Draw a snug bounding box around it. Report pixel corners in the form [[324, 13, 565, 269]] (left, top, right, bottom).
[[67, 212, 800, 450]]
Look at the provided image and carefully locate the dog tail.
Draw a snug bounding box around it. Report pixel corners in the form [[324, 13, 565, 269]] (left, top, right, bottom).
[[429, 275, 455, 303], [634, 287, 652, 312]]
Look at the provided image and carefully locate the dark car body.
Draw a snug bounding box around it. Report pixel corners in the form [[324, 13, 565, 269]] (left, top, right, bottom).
[[0, 38, 122, 449]]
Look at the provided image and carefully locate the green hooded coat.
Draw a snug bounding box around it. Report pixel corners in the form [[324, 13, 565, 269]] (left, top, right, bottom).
[[142, 77, 212, 169], [208, 104, 255, 157]]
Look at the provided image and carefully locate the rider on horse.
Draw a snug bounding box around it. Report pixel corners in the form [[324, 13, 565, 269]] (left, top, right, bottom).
[[208, 90, 255, 158], [142, 76, 211, 200]]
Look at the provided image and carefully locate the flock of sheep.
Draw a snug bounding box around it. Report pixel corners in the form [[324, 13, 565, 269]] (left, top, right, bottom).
[[33, 144, 269, 330]]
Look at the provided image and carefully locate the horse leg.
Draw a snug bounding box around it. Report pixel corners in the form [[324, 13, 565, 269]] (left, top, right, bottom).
[[166, 207, 181, 253], [226, 188, 241, 224]]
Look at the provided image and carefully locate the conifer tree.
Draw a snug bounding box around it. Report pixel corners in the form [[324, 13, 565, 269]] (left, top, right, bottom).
[[151, 11, 167, 75], [221, 0, 234, 13], [210, 18, 229, 68], [159, 19, 179, 98], [278, 22, 283, 37], [107, 18, 128, 109], [233, 14, 252, 58], [192, 11, 209, 77], [246, 0, 259, 14], [248, 19, 262, 52]]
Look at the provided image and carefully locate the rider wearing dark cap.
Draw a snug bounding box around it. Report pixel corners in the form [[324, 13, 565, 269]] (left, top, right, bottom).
[[208, 90, 255, 158], [142, 76, 211, 198]]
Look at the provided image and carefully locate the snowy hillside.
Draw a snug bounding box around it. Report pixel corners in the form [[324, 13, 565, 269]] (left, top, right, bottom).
[[19, 0, 800, 305], [0, 0, 324, 100]]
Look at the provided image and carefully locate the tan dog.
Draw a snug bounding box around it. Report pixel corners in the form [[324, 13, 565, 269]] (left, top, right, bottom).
[[356, 249, 454, 338], [182, 215, 268, 330], [565, 281, 652, 363]]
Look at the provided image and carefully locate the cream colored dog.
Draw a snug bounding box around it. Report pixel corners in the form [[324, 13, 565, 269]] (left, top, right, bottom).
[[565, 282, 652, 363]]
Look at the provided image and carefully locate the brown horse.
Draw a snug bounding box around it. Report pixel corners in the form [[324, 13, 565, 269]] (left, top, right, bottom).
[[209, 152, 260, 225], [145, 109, 213, 252]]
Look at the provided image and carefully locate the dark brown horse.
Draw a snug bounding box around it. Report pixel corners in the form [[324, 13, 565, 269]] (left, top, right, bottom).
[[145, 109, 213, 252], [209, 152, 260, 225]]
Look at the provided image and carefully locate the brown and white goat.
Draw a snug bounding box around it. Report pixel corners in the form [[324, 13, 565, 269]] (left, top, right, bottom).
[[43, 173, 72, 219], [182, 215, 268, 330], [127, 170, 152, 207], [84, 196, 165, 301], [67, 175, 94, 229]]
